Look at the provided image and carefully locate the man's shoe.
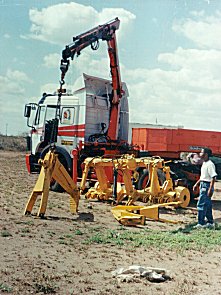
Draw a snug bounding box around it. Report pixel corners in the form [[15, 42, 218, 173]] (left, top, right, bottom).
[[203, 223, 215, 229], [193, 224, 204, 229]]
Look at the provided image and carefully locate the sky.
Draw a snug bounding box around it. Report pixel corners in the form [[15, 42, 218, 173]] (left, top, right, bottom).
[[0, 0, 221, 135]]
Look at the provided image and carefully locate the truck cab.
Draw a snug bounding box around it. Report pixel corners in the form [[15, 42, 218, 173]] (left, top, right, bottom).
[[24, 73, 129, 177]]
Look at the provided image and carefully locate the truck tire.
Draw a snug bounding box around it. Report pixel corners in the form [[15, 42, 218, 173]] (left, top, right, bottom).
[[138, 169, 166, 190], [40, 146, 72, 193], [50, 154, 68, 192], [50, 179, 64, 192]]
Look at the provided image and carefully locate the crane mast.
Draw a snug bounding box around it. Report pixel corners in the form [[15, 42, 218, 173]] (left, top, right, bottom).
[[60, 17, 123, 141]]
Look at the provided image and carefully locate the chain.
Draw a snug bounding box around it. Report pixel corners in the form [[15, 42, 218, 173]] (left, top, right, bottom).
[[49, 79, 65, 148], [48, 57, 68, 148], [56, 79, 65, 118]]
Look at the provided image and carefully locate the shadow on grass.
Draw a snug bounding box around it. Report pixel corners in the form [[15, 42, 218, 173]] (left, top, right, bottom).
[[37, 215, 78, 221], [171, 222, 221, 234], [76, 212, 94, 222], [29, 212, 95, 222]]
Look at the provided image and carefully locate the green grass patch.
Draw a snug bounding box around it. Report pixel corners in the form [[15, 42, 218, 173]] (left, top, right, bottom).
[[1, 230, 12, 237], [0, 283, 13, 292], [34, 273, 57, 294], [84, 224, 221, 252], [21, 228, 30, 233], [75, 229, 83, 235], [63, 234, 74, 239], [15, 220, 34, 226]]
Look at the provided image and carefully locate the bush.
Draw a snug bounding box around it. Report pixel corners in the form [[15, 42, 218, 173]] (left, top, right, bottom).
[[0, 135, 26, 152]]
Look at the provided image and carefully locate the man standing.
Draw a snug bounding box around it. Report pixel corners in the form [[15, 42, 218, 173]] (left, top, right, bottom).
[[193, 147, 217, 229]]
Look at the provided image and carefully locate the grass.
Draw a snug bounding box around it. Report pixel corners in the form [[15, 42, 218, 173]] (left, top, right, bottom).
[[21, 228, 30, 233], [34, 283, 56, 294], [0, 283, 13, 292], [75, 229, 83, 235], [34, 273, 57, 294], [1, 230, 12, 237], [84, 223, 221, 252]]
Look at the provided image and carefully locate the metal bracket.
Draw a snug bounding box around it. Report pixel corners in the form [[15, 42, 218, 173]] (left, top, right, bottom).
[[24, 150, 80, 218]]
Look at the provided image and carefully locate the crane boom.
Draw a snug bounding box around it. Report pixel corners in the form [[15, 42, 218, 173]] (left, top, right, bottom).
[[59, 17, 123, 141]]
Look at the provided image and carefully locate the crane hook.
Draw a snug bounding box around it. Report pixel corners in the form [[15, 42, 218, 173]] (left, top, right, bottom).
[[91, 39, 99, 50]]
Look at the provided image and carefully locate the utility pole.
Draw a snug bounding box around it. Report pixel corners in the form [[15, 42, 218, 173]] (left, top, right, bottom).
[[5, 123, 8, 136]]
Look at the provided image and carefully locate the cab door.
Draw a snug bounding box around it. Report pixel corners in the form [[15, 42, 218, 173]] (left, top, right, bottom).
[[31, 105, 46, 154]]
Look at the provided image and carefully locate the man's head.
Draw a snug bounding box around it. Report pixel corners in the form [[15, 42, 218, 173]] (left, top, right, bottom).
[[200, 147, 212, 161]]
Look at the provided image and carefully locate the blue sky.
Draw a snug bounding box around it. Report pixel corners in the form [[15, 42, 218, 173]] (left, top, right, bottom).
[[0, 0, 221, 135]]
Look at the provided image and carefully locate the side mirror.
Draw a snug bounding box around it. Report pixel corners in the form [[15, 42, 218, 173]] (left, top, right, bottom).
[[24, 105, 31, 118]]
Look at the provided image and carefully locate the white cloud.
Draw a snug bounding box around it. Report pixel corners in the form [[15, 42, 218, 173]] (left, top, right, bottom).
[[190, 10, 205, 17], [124, 46, 221, 130], [158, 47, 221, 89], [173, 11, 221, 49], [40, 83, 58, 94], [26, 2, 135, 45], [70, 52, 109, 78], [3, 33, 10, 39], [98, 7, 135, 38], [0, 69, 31, 95], [43, 53, 60, 68], [0, 69, 32, 135], [126, 11, 220, 130]]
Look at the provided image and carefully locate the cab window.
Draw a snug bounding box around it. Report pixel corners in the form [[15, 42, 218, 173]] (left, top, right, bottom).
[[45, 105, 58, 121], [34, 106, 45, 126], [61, 107, 75, 125]]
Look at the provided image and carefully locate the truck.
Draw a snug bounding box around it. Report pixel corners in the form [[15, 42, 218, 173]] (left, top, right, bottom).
[[24, 18, 136, 191]]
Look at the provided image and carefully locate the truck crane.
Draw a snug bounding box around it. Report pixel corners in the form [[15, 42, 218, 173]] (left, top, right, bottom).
[[24, 18, 134, 191], [59, 17, 123, 142]]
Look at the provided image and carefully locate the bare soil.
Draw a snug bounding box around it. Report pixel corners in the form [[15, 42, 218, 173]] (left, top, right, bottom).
[[1, 151, 221, 295]]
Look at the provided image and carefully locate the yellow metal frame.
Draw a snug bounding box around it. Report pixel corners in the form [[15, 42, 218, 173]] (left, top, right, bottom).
[[24, 150, 80, 217], [80, 154, 190, 208], [111, 202, 182, 226]]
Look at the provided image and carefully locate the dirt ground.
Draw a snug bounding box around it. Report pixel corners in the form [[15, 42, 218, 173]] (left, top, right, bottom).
[[1, 151, 221, 295]]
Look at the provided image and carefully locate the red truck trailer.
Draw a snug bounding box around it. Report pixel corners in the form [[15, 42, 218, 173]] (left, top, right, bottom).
[[132, 127, 221, 158], [132, 127, 221, 194]]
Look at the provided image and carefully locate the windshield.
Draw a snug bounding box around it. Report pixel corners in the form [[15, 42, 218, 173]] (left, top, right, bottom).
[[45, 105, 59, 121], [34, 106, 45, 126], [34, 105, 59, 126]]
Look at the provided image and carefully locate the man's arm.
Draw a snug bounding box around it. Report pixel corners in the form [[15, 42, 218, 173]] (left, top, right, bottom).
[[193, 178, 201, 191], [208, 177, 216, 198]]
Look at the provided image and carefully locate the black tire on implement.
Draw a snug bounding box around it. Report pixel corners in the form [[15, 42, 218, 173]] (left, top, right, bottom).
[[137, 169, 166, 190]]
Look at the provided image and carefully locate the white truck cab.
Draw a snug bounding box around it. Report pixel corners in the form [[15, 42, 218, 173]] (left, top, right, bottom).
[[24, 73, 129, 179]]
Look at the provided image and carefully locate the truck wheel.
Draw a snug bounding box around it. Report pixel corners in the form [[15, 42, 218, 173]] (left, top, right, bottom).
[[50, 179, 64, 192]]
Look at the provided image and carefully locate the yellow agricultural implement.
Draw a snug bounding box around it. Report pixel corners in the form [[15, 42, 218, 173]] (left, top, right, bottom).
[[79, 154, 190, 225], [24, 149, 80, 218], [24, 152, 190, 225], [80, 154, 190, 207]]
